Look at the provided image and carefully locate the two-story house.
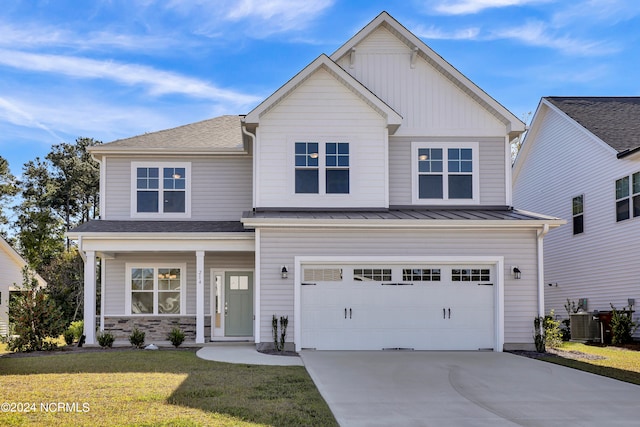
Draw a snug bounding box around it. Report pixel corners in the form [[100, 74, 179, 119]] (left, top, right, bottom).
[[68, 12, 563, 352], [513, 97, 640, 333]]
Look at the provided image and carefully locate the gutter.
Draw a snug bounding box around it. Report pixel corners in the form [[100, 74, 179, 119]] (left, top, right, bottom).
[[536, 224, 550, 318]]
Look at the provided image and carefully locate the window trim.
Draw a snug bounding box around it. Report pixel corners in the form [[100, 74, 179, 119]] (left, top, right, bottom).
[[411, 141, 480, 205], [615, 172, 640, 222], [292, 139, 351, 196], [125, 263, 187, 315], [130, 162, 191, 218]]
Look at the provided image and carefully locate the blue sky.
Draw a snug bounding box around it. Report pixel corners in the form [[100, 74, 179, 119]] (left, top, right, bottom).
[[1, 0, 639, 173]]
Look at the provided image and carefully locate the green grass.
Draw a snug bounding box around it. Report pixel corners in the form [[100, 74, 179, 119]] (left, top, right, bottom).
[[538, 342, 640, 385], [0, 349, 337, 427]]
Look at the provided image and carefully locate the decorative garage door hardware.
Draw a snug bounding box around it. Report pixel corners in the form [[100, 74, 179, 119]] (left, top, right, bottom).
[[344, 308, 352, 319], [381, 282, 414, 286], [478, 283, 494, 286], [301, 282, 317, 286], [443, 308, 451, 319]]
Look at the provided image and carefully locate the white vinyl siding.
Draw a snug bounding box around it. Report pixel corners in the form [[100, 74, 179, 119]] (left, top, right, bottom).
[[0, 249, 31, 336], [255, 67, 388, 209], [257, 228, 538, 349], [102, 156, 252, 220], [513, 104, 640, 335], [390, 138, 507, 206], [336, 26, 507, 138]]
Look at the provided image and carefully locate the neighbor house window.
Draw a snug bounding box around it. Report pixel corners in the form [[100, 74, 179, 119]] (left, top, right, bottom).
[[615, 172, 640, 222], [294, 141, 350, 194], [412, 142, 479, 204], [132, 162, 190, 217], [572, 195, 584, 235], [127, 265, 185, 315]]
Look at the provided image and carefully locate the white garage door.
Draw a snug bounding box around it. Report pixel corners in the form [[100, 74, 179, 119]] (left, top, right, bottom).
[[300, 264, 495, 350]]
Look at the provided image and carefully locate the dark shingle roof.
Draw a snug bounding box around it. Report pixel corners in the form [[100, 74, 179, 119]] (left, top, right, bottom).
[[69, 220, 251, 234], [546, 97, 640, 155], [90, 115, 245, 153]]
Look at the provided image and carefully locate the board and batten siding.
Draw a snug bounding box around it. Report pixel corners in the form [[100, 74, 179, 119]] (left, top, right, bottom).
[[513, 106, 640, 332], [104, 252, 254, 316], [336, 26, 506, 138], [255, 67, 388, 209], [257, 228, 539, 349], [103, 155, 252, 220], [389, 137, 507, 206]]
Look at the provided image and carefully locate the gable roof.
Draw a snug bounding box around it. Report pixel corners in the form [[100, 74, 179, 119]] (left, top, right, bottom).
[[0, 237, 46, 288], [545, 97, 640, 158], [330, 11, 525, 138], [90, 115, 247, 156], [244, 54, 402, 132]]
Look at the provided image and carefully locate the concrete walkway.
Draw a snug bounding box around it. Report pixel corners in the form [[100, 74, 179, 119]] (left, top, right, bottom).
[[300, 350, 640, 427], [196, 342, 303, 366]]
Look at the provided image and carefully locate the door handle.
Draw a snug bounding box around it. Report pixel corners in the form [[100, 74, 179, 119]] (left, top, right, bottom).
[[350, 308, 352, 319], [224, 302, 228, 316], [448, 308, 451, 319]]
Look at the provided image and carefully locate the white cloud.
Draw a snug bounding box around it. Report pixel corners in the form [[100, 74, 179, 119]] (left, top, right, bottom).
[[0, 97, 65, 142], [0, 49, 261, 106], [413, 25, 481, 40], [491, 21, 619, 56], [433, 0, 552, 15]]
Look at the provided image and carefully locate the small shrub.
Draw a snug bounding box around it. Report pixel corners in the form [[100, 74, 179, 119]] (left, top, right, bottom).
[[63, 329, 75, 345], [68, 320, 84, 341], [97, 332, 115, 348], [129, 327, 145, 348], [561, 318, 571, 341], [610, 304, 638, 345], [272, 314, 289, 352], [533, 310, 563, 352], [167, 327, 185, 348]]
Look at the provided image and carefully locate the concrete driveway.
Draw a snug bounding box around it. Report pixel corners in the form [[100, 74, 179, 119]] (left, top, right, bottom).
[[301, 351, 640, 427]]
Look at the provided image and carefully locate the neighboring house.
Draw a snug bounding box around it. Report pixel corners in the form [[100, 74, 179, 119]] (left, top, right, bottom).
[[68, 12, 562, 351], [513, 97, 640, 332], [0, 237, 47, 336]]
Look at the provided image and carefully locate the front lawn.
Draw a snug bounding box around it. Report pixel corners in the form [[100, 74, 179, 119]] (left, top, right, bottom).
[[537, 342, 640, 385], [0, 349, 337, 426]]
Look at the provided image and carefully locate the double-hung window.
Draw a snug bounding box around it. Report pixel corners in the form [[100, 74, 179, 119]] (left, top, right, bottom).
[[132, 162, 190, 217], [412, 142, 479, 204], [572, 195, 584, 234], [615, 172, 640, 222], [295, 141, 350, 194], [127, 264, 186, 315]]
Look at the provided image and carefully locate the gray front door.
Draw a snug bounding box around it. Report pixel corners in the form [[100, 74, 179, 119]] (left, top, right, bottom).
[[224, 271, 254, 336]]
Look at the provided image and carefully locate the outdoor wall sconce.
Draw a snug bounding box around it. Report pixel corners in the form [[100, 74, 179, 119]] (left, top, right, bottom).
[[281, 266, 288, 279], [512, 266, 521, 280]]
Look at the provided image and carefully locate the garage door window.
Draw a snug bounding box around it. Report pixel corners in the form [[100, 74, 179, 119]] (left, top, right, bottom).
[[353, 268, 392, 281], [452, 269, 490, 282], [303, 268, 343, 281], [402, 268, 441, 281]]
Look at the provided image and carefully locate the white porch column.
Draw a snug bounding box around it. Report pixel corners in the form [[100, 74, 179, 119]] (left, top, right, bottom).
[[196, 251, 205, 344], [83, 250, 96, 345]]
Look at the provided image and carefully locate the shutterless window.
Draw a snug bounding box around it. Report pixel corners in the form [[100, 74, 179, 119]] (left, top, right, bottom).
[[616, 173, 640, 222], [326, 142, 349, 194], [572, 195, 584, 235], [295, 142, 319, 194], [417, 147, 473, 200], [136, 167, 185, 213], [131, 267, 182, 315]]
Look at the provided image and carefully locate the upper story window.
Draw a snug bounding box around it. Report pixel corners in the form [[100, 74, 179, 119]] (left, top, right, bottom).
[[127, 264, 186, 315], [572, 195, 584, 235], [131, 162, 191, 217], [615, 172, 640, 222], [295, 142, 350, 195], [412, 142, 479, 205]]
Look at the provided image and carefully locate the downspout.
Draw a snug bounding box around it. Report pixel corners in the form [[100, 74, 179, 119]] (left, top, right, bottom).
[[536, 224, 550, 318], [241, 125, 256, 209]]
